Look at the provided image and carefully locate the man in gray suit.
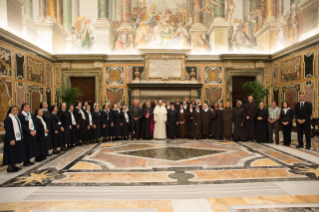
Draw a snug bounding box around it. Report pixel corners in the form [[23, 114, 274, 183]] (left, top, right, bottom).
[[129, 100, 142, 140]]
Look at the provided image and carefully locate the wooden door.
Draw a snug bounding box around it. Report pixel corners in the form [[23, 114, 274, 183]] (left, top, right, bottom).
[[232, 76, 255, 107], [71, 77, 95, 108]]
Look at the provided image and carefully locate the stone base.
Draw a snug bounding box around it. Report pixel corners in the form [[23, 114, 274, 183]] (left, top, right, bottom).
[[253, 20, 286, 53], [189, 23, 207, 50], [35, 18, 69, 53], [22, 15, 37, 45], [207, 18, 231, 53], [92, 18, 112, 54]]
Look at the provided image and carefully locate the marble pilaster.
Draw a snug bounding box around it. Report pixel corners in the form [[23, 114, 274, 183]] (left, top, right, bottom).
[[23, 0, 37, 44], [38, 0, 47, 20], [63, 0, 72, 33], [47, 0, 57, 20], [57, 0, 63, 25], [264, 0, 275, 24]]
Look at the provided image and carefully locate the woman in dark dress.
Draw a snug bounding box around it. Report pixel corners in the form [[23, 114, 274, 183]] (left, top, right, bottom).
[[57, 102, 71, 151], [110, 104, 121, 141], [68, 105, 77, 148], [186, 103, 194, 139], [101, 104, 111, 142], [141, 101, 154, 139], [192, 105, 201, 140], [3, 106, 25, 172], [167, 104, 179, 139], [120, 105, 130, 140], [18, 103, 37, 166], [40, 102, 52, 156], [34, 109, 49, 162], [179, 105, 187, 139], [92, 103, 102, 143], [280, 101, 294, 146], [85, 105, 93, 144], [50, 105, 61, 154], [256, 102, 268, 143], [74, 102, 86, 146]]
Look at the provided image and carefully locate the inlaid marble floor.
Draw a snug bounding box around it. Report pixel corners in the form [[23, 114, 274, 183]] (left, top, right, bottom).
[[0, 133, 318, 211]]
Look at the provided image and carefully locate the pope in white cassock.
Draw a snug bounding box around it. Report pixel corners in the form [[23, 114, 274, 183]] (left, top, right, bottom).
[[153, 101, 167, 139]]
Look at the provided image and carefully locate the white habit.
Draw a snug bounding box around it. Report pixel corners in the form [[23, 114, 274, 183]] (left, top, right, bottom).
[[153, 105, 167, 139]]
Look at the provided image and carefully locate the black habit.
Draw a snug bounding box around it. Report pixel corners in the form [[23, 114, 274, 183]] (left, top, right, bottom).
[[110, 109, 121, 137], [57, 110, 71, 146], [42, 109, 53, 150], [233, 107, 245, 141], [85, 111, 93, 141], [3, 116, 25, 165], [244, 102, 258, 141], [51, 112, 63, 148], [74, 107, 87, 142], [92, 110, 102, 139], [120, 110, 130, 138], [215, 109, 223, 138], [167, 109, 179, 137], [201, 109, 212, 138], [34, 117, 48, 156], [69, 111, 77, 145], [18, 113, 39, 160], [192, 110, 201, 139], [185, 109, 194, 138], [256, 109, 268, 143], [280, 108, 294, 146], [101, 110, 111, 138]]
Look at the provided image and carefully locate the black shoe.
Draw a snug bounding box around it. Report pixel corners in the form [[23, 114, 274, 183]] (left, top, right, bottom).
[[296, 145, 303, 148], [23, 162, 31, 167], [53, 151, 59, 154], [306, 147, 311, 150], [14, 166, 22, 170], [47, 154, 52, 157], [7, 168, 19, 173], [35, 158, 42, 162]]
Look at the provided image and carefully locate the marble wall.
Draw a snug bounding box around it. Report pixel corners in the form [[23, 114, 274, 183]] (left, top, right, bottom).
[[0, 41, 55, 131], [267, 44, 319, 118]]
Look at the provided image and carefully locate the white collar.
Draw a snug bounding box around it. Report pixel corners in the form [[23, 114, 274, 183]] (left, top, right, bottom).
[[203, 108, 209, 112], [36, 115, 43, 119], [22, 111, 30, 117]]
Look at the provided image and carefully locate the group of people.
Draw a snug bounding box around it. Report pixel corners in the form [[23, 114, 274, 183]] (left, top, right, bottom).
[[2, 94, 313, 173]]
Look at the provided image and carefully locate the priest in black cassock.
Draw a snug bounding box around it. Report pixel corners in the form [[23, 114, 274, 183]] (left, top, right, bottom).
[[57, 102, 70, 151], [256, 102, 268, 143], [244, 96, 258, 141], [167, 104, 179, 139], [141, 101, 154, 140], [233, 101, 245, 141], [201, 104, 212, 139]]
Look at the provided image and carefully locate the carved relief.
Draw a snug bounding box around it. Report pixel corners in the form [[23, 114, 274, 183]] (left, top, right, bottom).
[[105, 88, 125, 106], [273, 63, 279, 84], [15, 53, 24, 79], [0, 79, 12, 127], [46, 64, 52, 85], [0, 47, 12, 76], [304, 52, 314, 79], [105, 67, 124, 85], [204, 66, 222, 85], [27, 57, 44, 83], [204, 87, 223, 106], [281, 57, 301, 82], [282, 84, 300, 110], [28, 85, 44, 115], [16, 82, 25, 110]]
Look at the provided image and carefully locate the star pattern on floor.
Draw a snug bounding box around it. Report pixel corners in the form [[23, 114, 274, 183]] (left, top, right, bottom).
[[296, 166, 319, 178], [13, 170, 56, 186]]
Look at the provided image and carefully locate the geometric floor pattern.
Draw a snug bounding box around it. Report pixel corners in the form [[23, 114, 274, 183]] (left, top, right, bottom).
[[0, 132, 318, 211]]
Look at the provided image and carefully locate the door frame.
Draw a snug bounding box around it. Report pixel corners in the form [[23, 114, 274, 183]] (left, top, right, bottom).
[[62, 69, 103, 106], [225, 69, 264, 106]]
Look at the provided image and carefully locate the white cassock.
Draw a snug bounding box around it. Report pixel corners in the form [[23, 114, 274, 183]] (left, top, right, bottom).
[[153, 105, 167, 139]]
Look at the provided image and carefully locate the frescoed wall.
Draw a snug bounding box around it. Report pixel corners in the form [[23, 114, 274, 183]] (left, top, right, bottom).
[[1, 0, 318, 54]]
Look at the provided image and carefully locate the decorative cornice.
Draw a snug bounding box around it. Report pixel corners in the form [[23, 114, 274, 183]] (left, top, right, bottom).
[[0, 28, 54, 61], [54, 54, 108, 62], [220, 54, 271, 61]]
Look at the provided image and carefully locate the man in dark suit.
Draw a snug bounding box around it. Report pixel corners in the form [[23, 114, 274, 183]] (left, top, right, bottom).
[[129, 100, 142, 140], [294, 94, 312, 149]]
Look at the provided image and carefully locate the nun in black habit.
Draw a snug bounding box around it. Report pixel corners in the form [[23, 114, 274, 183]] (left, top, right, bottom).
[[120, 105, 130, 139], [101, 104, 111, 142], [74, 102, 86, 145], [186, 103, 194, 139], [3, 106, 25, 172], [34, 109, 49, 162], [167, 104, 179, 139], [57, 102, 71, 151], [40, 101, 53, 156], [85, 105, 93, 144], [68, 105, 77, 148], [110, 104, 121, 140], [50, 105, 61, 154], [214, 103, 224, 139], [92, 103, 102, 142], [18, 103, 38, 166]]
